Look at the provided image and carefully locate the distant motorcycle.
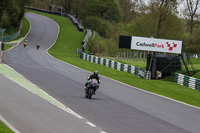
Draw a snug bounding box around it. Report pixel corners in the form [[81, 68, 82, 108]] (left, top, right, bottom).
[[36, 42, 40, 50], [24, 40, 28, 47], [85, 78, 99, 99]]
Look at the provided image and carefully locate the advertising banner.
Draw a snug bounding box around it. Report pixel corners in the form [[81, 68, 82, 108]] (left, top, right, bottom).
[[131, 36, 182, 54]]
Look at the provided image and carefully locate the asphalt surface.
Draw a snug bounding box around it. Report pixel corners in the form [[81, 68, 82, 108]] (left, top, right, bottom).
[[2, 12, 200, 133], [0, 74, 102, 133]]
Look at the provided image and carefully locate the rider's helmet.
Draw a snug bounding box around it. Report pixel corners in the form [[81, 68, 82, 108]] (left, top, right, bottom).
[[93, 71, 98, 77], [25, 40, 27, 42]]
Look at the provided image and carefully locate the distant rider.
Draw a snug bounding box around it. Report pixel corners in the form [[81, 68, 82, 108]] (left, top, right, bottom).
[[24, 40, 28, 47], [36, 42, 40, 49], [85, 71, 100, 94]]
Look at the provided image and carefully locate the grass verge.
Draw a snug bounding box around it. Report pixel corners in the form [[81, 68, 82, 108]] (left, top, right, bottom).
[[4, 17, 30, 50], [0, 16, 30, 133], [0, 121, 14, 133], [27, 10, 200, 107]]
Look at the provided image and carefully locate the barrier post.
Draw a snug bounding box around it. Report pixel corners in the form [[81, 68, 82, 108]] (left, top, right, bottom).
[[0, 28, 6, 63]]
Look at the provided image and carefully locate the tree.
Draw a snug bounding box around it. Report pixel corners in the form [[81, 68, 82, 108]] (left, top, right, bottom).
[[148, 0, 178, 38], [125, 13, 157, 37], [60, 0, 73, 13], [80, 0, 122, 23], [0, 0, 28, 34], [125, 11, 183, 40], [118, 0, 139, 23], [58, 0, 85, 14], [0, 1, 8, 23], [125, 0, 183, 40], [183, 0, 200, 35]]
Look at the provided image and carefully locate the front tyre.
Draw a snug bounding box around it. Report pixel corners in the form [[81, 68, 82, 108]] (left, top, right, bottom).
[[88, 89, 94, 99]]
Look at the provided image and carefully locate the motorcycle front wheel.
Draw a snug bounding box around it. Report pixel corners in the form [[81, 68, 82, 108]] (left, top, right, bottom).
[[88, 89, 94, 99]]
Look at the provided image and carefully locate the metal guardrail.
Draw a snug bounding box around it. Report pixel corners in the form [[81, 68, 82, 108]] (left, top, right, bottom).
[[1, 23, 22, 42], [82, 29, 92, 52], [3, 29, 21, 42], [25, 6, 61, 15], [26, 6, 93, 55], [80, 52, 148, 79], [175, 72, 200, 91], [26, 6, 84, 32], [63, 14, 84, 32]]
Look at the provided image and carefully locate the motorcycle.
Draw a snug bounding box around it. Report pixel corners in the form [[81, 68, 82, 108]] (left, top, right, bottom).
[[85, 78, 99, 99], [24, 42, 28, 47]]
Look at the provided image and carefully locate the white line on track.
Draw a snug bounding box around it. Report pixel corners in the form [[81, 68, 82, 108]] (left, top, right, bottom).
[[42, 19, 200, 111], [4, 11, 198, 133], [47, 46, 200, 110], [2, 13, 107, 133], [0, 115, 20, 133], [86, 122, 97, 127]]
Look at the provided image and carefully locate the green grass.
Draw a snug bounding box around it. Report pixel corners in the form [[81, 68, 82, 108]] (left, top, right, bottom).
[[4, 26, 17, 36], [0, 121, 14, 133], [99, 56, 147, 69], [27, 10, 200, 107], [108, 56, 200, 80], [0, 16, 30, 133], [4, 17, 30, 50]]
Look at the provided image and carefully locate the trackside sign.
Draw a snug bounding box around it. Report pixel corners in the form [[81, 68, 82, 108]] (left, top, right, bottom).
[[131, 36, 182, 54]]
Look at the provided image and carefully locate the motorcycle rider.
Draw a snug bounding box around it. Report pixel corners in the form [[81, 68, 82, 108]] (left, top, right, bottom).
[[24, 40, 28, 47], [36, 42, 40, 49], [85, 71, 100, 95]]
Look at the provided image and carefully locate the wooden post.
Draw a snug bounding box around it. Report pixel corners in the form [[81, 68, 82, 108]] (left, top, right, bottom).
[[143, 51, 146, 61], [136, 51, 138, 61], [124, 48, 125, 60], [140, 51, 142, 61], [156, 70, 158, 80]]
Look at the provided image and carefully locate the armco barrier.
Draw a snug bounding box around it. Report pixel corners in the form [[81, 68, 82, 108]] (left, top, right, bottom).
[[175, 72, 200, 91], [3, 28, 21, 42], [63, 14, 84, 32], [80, 52, 148, 79], [25, 6, 84, 32], [25, 6, 61, 15], [82, 29, 92, 52], [26, 7, 92, 53], [1, 22, 22, 42]]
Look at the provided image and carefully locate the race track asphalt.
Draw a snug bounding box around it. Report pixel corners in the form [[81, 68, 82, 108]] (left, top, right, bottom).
[[0, 73, 103, 133], [2, 12, 200, 133]]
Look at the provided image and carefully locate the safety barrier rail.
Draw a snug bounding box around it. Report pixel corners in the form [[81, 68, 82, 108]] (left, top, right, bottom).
[[1, 22, 22, 42], [175, 72, 200, 91], [63, 14, 84, 32], [25, 6, 84, 32], [2, 28, 21, 42], [26, 6, 61, 15], [82, 29, 92, 52], [80, 52, 148, 79], [26, 7, 93, 55]]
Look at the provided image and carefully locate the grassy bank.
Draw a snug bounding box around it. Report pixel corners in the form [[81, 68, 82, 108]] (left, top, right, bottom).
[[4, 17, 30, 50], [0, 16, 30, 133], [0, 121, 14, 133], [27, 10, 200, 107]]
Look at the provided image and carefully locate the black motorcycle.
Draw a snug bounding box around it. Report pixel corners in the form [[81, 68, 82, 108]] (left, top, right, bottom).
[[85, 79, 99, 99]]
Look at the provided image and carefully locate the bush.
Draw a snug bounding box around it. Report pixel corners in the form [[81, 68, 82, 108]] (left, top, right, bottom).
[[83, 16, 113, 38], [87, 34, 118, 56]]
